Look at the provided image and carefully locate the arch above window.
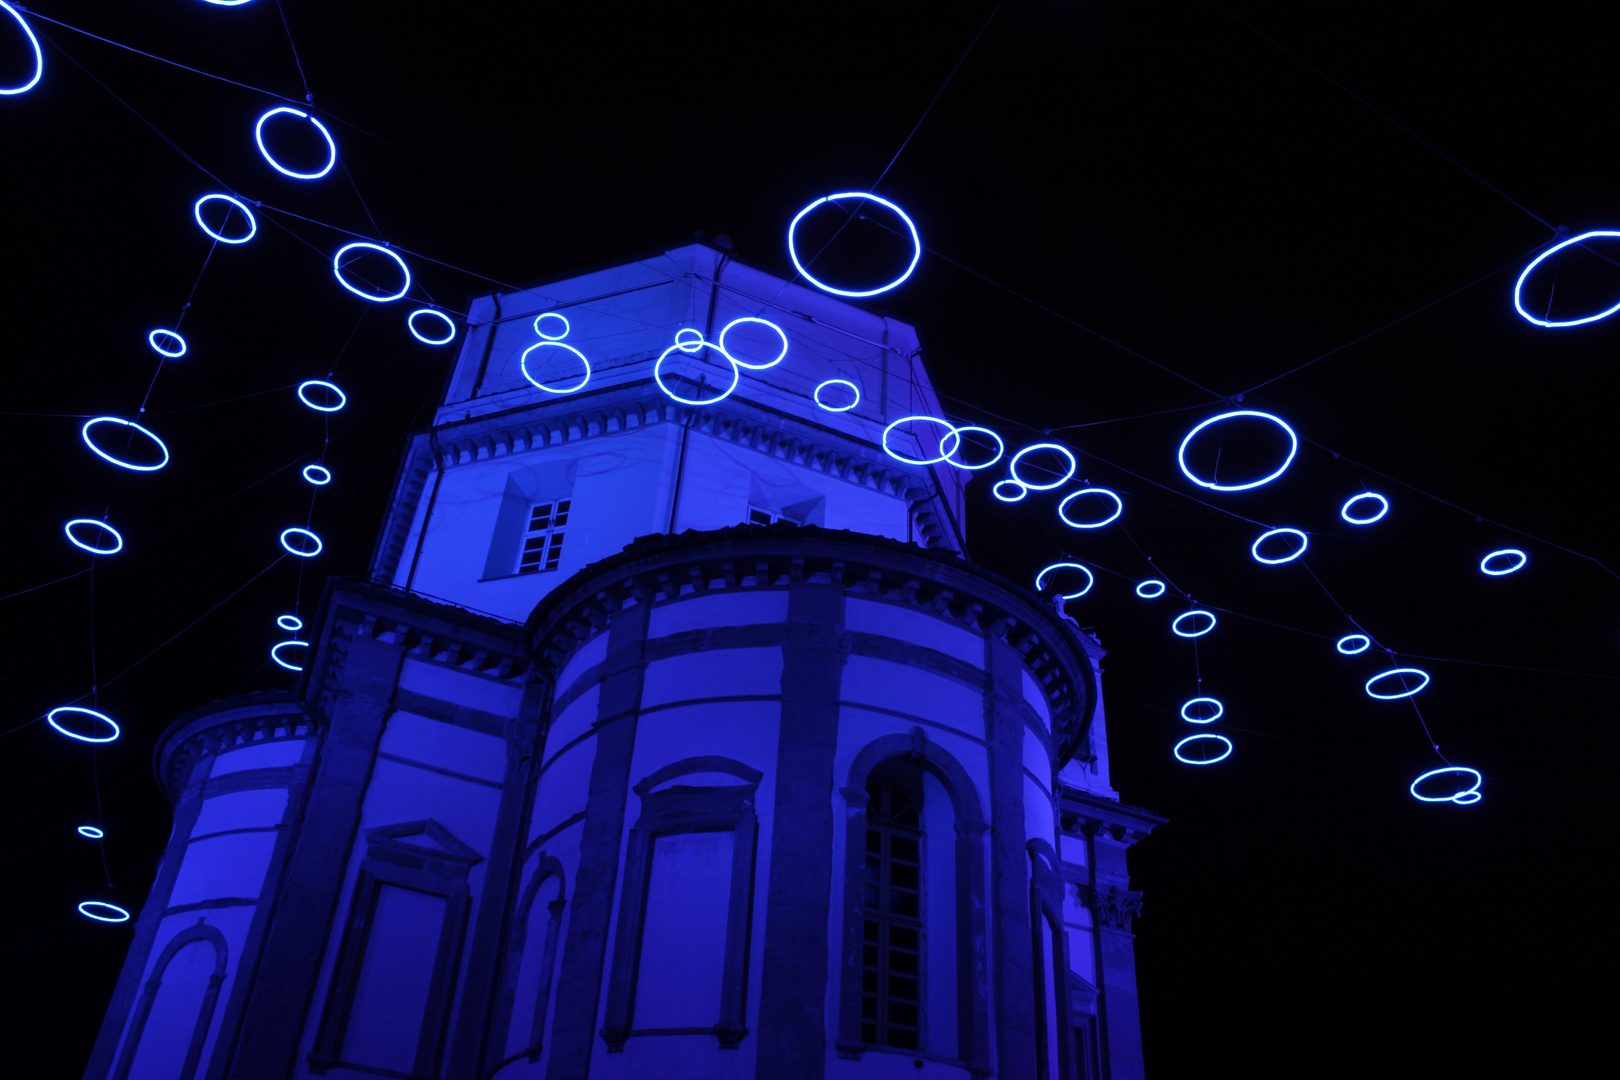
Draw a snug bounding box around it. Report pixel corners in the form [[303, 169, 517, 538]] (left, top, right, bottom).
[[111, 920, 228, 1080]]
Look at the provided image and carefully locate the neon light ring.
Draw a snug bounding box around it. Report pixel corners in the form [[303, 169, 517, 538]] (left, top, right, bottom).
[[279, 527, 323, 557], [992, 480, 1028, 503], [82, 417, 169, 472], [1008, 443, 1076, 491], [534, 312, 570, 340], [47, 707, 120, 744], [193, 194, 257, 244], [945, 426, 1004, 471], [147, 329, 187, 358], [881, 416, 961, 466], [1058, 488, 1123, 529], [1136, 579, 1167, 599], [1341, 492, 1389, 525], [1365, 667, 1430, 700], [1410, 766, 1484, 805], [1513, 230, 1620, 328], [78, 901, 131, 923], [0, 2, 43, 97], [1173, 733, 1233, 765], [333, 242, 411, 302], [814, 379, 860, 412], [1251, 527, 1308, 565], [786, 192, 922, 298], [77, 826, 104, 839], [1177, 410, 1298, 491], [277, 614, 304, 631], [297, 379, 347, 412], [1480, 549, 1527, 576], [1035, 562, 1094, 600], [1336, 633, 1371, 655], [718, 317, 789, 370], [302, 464, 332, 486], [254, 106, 337, 180], [522, 341, 593, 395], [408, 309, 457, 345], [1180, 697, 1224, 724], [272, 640, 310, 672], [64, 519, 123, 556], [1171, 610, 1217, 638]]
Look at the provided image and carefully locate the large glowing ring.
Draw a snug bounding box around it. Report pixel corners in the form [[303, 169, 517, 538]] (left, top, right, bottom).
[[1336, 634, 1371, 655], [1008, 443, 1076, 491], [82, 417, 170, 472], [1035, 562, 1094, 600], [522, 341, 593, 395], [814, 379, 860, 412], [1171, 610, 1217, 638], [1365, 667, 1430, 700], [882, 416, 962, 467], [992, 480, 1028, 503], [47, 707, 120, 744], [193, 194, 257, 244], [271, 640, 309, 671], [1180, 697, 1223, 724], [297, 379, 346, 412], [718, 317, 789, 370], [1058, 488, 1123, 529], [147, 330, 187, 358], [1341, 492, 1389, 525], [534, 312, 570, 340], [0, 2, 43, 96], [277, 614, 303, 631], [1136, 579, 1166, 599], [1480, 549, 1527, 576], [302, 464, 332, 486], [78, 901, 132, 923], [407, 309, 457, 345], [333, 242, 411, 302], [944, 426, 1004, 471], [77, 826, 104, 839], [653, 337, 737, 405], [199, 0, 256, 6], [1410, 766, 1484, 804], [1513, 231, 1620, 328], [1173, 733, 1232, 765], [1177, 410, 1298, 492], [279, 527, 323, 557], [1251, 527, 1308, 565], [64, 519, 123, 556], [254, 106, 337, 180], [786, 191, 922, 298]]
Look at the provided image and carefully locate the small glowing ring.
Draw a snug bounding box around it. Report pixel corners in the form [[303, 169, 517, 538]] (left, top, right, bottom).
[[673, 327, 705, 351], [333, 242, 411, 303], [1365, 667, 1430, 700], [407, 309, 457, 345], [1058, 488, 1123, 529], [521, 341, 593, 395], [786, 191, 922, 298], [199, 0, 256, 6], [814, 379, 861, 412], [276, 614, 303, 631], [718, 316, 789, 370], [1410, 766, 1484, 804], [297, 379, 346, 412], [1513, 231, 1620, 328], [944, 426, 1004, 471], [652, 338, 738, 405], [1336, 634, 1371, 655], [534, 312, 570, 340], [1035, 562, 1094, 600], [0, 2, 43, 96], [1341, 492, 1389, 525], [253, 106, 337, 180], [82, 417, 170, 472], [1179, 697, 1224, 724], [1480, 549, 1527, 576], [77, 826, 105, 839], [1171, 610, 1217, 638], [279, 527, 323, 558], [147, 330, 187, 358], [992, 479, 1028, 503], [1177, 410, 1298, 492], [1135, 579, 1166, 599], [1008, 443, 1076, 491], [1173, 733, 1233, 765], [302, 464, 332, 486], [78, 901, 132, 923], [271, 640, 309, 671], [193, 194, 257, 244], [882, 416, 962, 467], [64, 519, 123, 556], [1251, 527, 1309, 565], [47, 707, 120, 744]]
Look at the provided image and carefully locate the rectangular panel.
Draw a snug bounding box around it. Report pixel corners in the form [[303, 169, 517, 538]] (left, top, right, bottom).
[[341, 885, 448, 1074], [845, 597, 985, 668], [380, 710, 507, 783], [632, 830, 735, 1030], [191, 788, 289, 837], [209, 739, 304, 777]]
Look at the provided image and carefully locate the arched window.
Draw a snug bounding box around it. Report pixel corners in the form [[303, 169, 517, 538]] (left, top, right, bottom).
[[112, 921, 228, 1080], [862, 771, 924, 1049], [488, 852, 567, 1067]]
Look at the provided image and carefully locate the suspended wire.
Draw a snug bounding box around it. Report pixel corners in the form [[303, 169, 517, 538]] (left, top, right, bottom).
[[274, 0, 315, 104]]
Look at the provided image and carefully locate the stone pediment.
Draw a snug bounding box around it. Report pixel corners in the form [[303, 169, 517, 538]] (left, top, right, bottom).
[[364, 819, 483, 866]]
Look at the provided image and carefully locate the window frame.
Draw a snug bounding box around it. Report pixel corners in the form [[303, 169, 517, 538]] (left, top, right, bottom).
[[516, 498, 571, 575], [861, 775, 926, 1050]]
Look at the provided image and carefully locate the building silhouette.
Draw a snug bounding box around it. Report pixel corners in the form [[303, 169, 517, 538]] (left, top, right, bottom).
[[84, 242, 1162, 1080]]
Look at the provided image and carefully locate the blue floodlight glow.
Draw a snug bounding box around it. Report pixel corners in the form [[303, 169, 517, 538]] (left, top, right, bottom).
[[47, 707, 120, 744], [277, 614, 303, 631], [1135, 579, 1166, 599], [1512, 230, 1620, 328], [534, 312, 570, 340], [407, 308, 457, 345], [77, 826, 105, 839], [279, 527, 323, 558], [297, 379, 347, 412], [1251, 527, 1308, 565], [333, 242, 410, 302], [522, 341, 593, 395], [64, 519, 123, 556], [1171, 610, 1217, 638], [1341, 492, 1389, 525], [944, 426, 1004, 471], [718, 317, 789, 370], [992, 480, 1028, 503], [193, 194, 257, 244], [1410, 766, 1484, 805], [786, 191, 922, 298], [1173, 733, 1233, 765], [1365, 667, 1430, 700], [82, 417, 170, 472], [0, 2, 43, 96], [1336, 633, 1371, 655], [813, 379, 860, 412], [1035, 562, 1094, 600], [1480, 548, 1527, 576], [1177, 410, 1298, 491], [1180, 696, 1224, 724], [653, 336, 737, 406], [882, 416, 961, 467], [78, 901, 132, 923], [302, 464, 332, 486], [1058, 488, 1124, 529], [271, 640, 309, 671], [254, 106, 337, 179], [1008, 443, 1076, 491], [147, 329, 187, 358]]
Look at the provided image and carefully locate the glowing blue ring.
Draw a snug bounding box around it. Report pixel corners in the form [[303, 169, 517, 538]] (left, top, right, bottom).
[[652, 338, 737, 405], [944, 426, 1004, 471], [1135, 579, 1166, 599], [1251, 527, 1308, 565], [992, 480, 1027, 503], [719, 316, 789, 370], [82, 417, 170, 472], [1173, 733, 1232, 765], [1177, 410, 1298, 492], [673, 328, 704, 350], [786, 191, 922, 298], [1480, 549, 1527, 576], [0, 2, 43, 96], [1035, 562, 1094, 600], [407, 309, 456, 345], [147, 330, 187, 358], [1171, 610, 1217, 638], [1058, 488, 1123, 529], [1513, 231, 1620, 328], [1341, 492, 1388, 525], [47, 707, 120, 744], [521, 341, 593, 395], [1336, 634, 1371, 655], [882, 416, 962, 466], [333, 242, 410, 303], [193, 194, 257, 244], [277, 614, 303, 631], [1410, 766, 1483, 804], [302, 464, 332, 486], [1365, 667, 1430, 700], [64, 519, 124, 556], [297, 379, 346, 412], [814, 379, 860, 412], [534, 312, 570, 340], [78, 901, 131, 923], [1008, 443, 1076, 491], [254, 106, 337, 180], [271, 640, 309, 671], [1179, 697, 1223, 724], [77, 826, 104, 839], [279, 527, 323, 558], [199, 0, 255, 5]]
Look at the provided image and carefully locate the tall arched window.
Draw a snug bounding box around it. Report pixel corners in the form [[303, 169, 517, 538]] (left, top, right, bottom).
[[862, 772, 923, 1049]]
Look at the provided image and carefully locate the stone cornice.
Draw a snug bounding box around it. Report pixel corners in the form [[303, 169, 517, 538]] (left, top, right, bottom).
[[1058, 785, 1167, 846], [153, 691, 313, 804]]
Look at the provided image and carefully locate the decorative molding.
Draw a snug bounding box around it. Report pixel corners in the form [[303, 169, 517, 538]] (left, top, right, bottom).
[[153, 692, 314, 803], [1086, 885, 1145, 933]]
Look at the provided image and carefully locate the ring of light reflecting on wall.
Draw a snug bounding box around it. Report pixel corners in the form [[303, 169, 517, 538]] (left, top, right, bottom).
[[254, 106, 337, 179], [333, 242, 411, 302], [1173, 733, 1232, 765], [277, 614, 304, 631], [653, 338, 738, 405], [47, 707, 120, 744], [1512, 231, 1620, 328], [1340, 492, 1389, 524], [1410, 766, 1483, 804], [1336, 634, 1371, 655], [718, 317, 789, 370], [881, 416, 961, 466], [1251, 527, 1308, 565], [1058, 488, 1123, 529], [1135, 579, 1166, 599], [302, 464, 332, 486], [521, 341, 593, 395], [786, 192, 922, 298], [0, 2, 44, 96], [147, 329, 187, 358], [1480, 548, 1527, 576], [813, 379, 860, 412], [1035, 562, 1094, 600], [272, 640, 309, 671], [78, 901, 131, 923], [533, 312, 570, 340], [1171, 610, 1217, 638], [1177, 410, 1298, 491], [991, 480, 1028, 503], [1179, 697, 1223, 724], [64, 519, 123, 556], [77, 825, 105, 839], [82, 417, 170, 472], [279, 527, 323, 557], [1365, 667, 1430, 700], [1008, 443, 1076, 491], [408, 308, 457, 345], [297, 379, 347, 412], [193, 194, 257, 244], [944, 426, 1004, 471]]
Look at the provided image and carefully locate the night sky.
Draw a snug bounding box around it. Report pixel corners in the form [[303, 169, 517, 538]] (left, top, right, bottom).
[[3, 2, 1617, 1074]]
